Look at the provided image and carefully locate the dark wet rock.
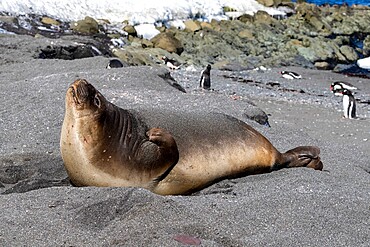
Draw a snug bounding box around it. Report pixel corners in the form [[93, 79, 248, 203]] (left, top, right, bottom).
[[38, 44, 102, 60], [243, 106, 271, 127]]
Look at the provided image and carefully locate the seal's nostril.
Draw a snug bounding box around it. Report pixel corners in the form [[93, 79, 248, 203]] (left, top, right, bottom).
[[70, 85, 80, 104]]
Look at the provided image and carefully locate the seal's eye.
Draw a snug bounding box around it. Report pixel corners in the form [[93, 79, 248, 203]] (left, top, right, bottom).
[[94, 95, 101, 108]]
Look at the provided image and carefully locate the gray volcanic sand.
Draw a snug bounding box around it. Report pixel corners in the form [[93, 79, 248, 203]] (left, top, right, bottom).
[[0, 34, 369, 246]]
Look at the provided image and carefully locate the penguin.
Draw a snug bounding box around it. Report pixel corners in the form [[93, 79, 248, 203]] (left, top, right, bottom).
[[280, 70, 302, 79], [106, 59, 124, 69], [330, 81, 357, 93], [200, 64, 211, 89], [161, 56, 182, 70], [336, 89, 356, 119]]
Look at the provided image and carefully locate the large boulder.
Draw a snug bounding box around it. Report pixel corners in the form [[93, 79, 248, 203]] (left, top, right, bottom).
[[339, 45, 359, 62], [71, 16, 99, 35], [184, 20, 201, 32], [123, 25, 137, 37], [150, 32, 184, 55]]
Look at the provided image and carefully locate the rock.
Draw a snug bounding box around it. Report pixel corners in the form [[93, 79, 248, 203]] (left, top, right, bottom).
[[362, 35, 370, 56], [314, 61, 331, 70], [184, 20, 201, 32], [112, 47, 185, 66], [223, 6, 238, 12], [340, 45, 359, 62], [243, 106, 270, 127], [0, 16, 17, 24], [295, 38, 346, 64], [237, 14, 254, 23], [256, 0, 275, 7], [38, 45, 101, 60], [150, 32, 184, 55], [141, 39, 154, 48], [200, 22, 213, 30], [238, 29, 254, 40], [41, 17, 60, 26], [71, 16, 99, 35], [123, 25, 137, 37], [308, 15, 331, 33], [254, 11, 276, 26]]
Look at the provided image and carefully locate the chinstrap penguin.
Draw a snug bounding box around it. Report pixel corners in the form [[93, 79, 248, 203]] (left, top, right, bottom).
[[200, 64, 212, 89]]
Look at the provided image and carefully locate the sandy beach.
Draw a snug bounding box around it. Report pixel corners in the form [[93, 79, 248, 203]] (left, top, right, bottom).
[[0, 34, 369, 246]]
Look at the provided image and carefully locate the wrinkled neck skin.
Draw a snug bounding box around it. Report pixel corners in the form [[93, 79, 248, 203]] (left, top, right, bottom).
[[100, 102, 149, 161], [79, 100, 149, 165], [62, 98, 150, 183]]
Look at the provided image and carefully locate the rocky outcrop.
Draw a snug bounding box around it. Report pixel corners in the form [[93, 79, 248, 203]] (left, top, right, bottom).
[[2, 2, 370, 71]]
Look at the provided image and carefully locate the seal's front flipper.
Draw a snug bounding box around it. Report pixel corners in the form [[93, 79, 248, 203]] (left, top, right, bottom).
[[278, 146, 323, 171], [147, 128, 179, 168]]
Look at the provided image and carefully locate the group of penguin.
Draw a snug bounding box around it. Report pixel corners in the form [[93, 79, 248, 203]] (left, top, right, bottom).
[[280, 70, 357, 119], [107, 58, 358, 119], [106, 56, 212, 90], [160, 56, 212, 89]]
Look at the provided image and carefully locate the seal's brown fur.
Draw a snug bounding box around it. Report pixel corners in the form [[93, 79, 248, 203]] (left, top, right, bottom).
[[60, 79, 323, 195]]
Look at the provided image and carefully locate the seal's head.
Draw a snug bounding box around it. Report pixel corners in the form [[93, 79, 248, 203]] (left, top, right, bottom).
[[66, 79, 108, 118]]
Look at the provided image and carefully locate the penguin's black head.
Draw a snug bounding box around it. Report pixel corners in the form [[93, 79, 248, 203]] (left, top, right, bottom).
[[334, 88, 352, 96]]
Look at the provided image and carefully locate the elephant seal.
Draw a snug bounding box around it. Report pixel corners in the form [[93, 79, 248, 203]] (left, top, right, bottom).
[[60, 79, 323, 195]]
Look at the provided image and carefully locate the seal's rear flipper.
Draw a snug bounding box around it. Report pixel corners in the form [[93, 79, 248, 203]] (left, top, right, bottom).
[[278, 146, 323, 171]]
